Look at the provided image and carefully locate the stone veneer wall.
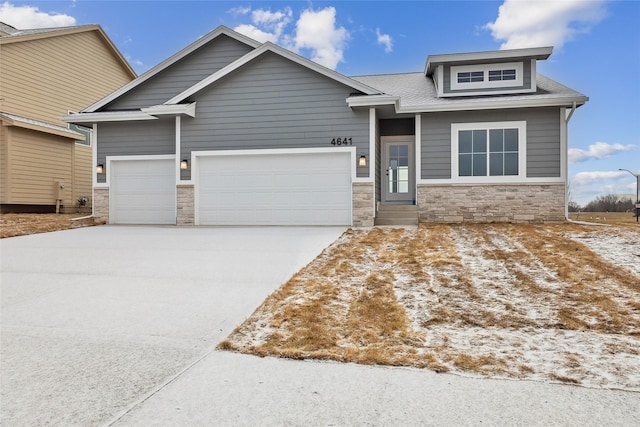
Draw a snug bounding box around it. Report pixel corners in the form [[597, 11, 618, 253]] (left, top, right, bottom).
[[417, 183, 565, 223], [177, 185, 195, 225], [93, 187, 109, 223], [352, 182, 374, 227]]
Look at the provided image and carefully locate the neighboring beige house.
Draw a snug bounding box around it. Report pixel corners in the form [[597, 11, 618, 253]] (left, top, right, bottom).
[[0, 22, 136, 213]]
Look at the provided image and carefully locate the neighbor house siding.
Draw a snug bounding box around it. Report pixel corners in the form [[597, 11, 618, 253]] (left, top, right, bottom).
[[96, 120, 175, 183], [105, 35, 254, 110], [73, 143, 93, 205], [0, 125, 9, 203], [7, 127, 73, 206], [420, 107, 560, 180], [180, 52, 370, 177], [0, 30, 133, 127]]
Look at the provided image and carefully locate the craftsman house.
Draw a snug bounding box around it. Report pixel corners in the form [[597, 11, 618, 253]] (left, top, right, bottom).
[[64, 26, 587, 226], [0, 22, 135, 213]]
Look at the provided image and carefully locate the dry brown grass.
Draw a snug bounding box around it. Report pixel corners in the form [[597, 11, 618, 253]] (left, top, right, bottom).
[[1, 213, 100, 238], [220, 222, 640, 391]]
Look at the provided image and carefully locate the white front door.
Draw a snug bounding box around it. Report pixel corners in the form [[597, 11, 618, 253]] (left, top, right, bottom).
[[381, 137, 415, 203]]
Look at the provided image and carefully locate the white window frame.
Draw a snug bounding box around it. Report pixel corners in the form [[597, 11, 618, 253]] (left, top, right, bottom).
[[450, 62, 523, 91], [451, 121, 527, 183]]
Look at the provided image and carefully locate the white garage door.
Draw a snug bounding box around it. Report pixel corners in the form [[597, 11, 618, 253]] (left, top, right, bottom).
[[110, 159, 175, 224], [197, 151, 352, 225]]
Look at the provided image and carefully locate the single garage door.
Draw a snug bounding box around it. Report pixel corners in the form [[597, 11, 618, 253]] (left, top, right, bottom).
[[110, 159, 176, 224], [198, 151, 352, 225]]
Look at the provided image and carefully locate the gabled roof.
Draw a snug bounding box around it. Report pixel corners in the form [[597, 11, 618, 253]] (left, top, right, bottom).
[[83, 26, 262, 113], [0, 23, 136, 79], [165, 41, 381, 105]]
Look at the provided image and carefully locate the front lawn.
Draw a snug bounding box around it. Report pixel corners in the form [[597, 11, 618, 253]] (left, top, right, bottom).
[[220, 223, 640, 391]]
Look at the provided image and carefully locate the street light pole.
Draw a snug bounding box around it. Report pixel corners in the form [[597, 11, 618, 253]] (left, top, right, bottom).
[[619, 168, 640, 222]]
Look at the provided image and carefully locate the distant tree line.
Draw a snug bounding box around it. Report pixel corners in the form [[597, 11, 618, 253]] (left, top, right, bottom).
[[569, 194, 636, 212]]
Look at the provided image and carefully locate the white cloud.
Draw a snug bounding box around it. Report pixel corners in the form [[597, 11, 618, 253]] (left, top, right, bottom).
[[228, 6, 251, 16], [0, 1, 76, 29], [233, 7, 292, 45], [376, 28, 392, 53], [572, 170, 628, 185], [292, 7, 349, 70], [231, 6, 348, 70], [569, 142, 636, 163], [234, 24, 279, 44], [485, 0, 607, 49]]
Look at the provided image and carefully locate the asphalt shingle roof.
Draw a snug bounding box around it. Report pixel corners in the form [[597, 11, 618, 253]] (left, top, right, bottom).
[[350, 72, 587, 109]]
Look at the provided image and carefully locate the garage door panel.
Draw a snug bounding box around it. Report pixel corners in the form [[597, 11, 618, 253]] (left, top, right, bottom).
[[198, 152, 352, 226], [110, 159, 175, 225]]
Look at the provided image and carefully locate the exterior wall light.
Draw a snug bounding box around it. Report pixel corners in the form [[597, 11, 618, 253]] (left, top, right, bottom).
[[358, 155, 368, 167], [96, 164, 104, 174], [180, 159, 189, 170]]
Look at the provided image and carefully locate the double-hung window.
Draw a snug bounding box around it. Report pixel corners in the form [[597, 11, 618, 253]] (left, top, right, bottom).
[[452, 121, 526, 181]]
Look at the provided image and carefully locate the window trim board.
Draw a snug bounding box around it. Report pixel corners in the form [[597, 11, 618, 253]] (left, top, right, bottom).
[[451, 121, 527, 183]]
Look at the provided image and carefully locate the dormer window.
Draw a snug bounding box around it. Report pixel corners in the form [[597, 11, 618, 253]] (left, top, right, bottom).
[[489, 69, 516, 81], [458, 71, 484, 83], [450, 62, 524, 91]]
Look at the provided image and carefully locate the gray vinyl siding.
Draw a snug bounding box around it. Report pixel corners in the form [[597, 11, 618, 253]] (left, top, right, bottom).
[[96, 120, 175, 183], [181, 52, 370, 178], [421, 107, 560, 179], [104, 35, 254, 110], [442, 60, 532, 95]]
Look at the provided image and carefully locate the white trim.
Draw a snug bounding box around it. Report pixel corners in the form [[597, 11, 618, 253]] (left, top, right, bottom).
[[191, 147, 356, 226], [62, 111, 157, 124], [450, 121, 527, 184], [415, 114, 422, 194], [347, 94, 588, 113], [346, 94, 399, 108], [175, 116, 182, 185], [416, 179, 564, 186], [142, 102, 196, 117], [436, 66, 444, 97], [368, 108, 376, 183], [92, 123, 98, 215], [450, 62, 524, 91], [83, 26, 261, 113], [167, 43, 381, 105]]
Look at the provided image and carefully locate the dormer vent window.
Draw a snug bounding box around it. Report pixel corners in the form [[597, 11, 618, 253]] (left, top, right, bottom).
[[450, 62, 523, 91], [489, 69, 516, 81], [458, 71, 484, 83]]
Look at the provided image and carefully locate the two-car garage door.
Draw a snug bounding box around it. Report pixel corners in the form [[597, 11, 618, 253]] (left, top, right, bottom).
[[197, 151, 352, 226], [108, 151, 352, 226]]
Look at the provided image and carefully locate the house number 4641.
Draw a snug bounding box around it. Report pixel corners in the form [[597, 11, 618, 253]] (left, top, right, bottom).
[[330, 137, 353, 146]]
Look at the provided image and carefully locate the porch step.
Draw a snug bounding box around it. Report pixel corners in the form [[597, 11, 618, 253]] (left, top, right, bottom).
[[374, 204, 418, 226]]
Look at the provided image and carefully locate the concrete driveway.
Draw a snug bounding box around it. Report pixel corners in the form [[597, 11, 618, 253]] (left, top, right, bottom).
[[2, 226, 638, 426], [1, 225, 345, 426]]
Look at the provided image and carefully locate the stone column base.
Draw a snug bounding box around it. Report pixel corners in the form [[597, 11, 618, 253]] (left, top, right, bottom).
[[177, 185, 195, 226], [93, 187, 109, 224], [352, 182, 374, 227]]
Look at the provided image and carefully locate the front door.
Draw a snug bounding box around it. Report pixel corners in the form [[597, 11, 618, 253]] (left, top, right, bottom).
[[381, 137, 415, 203]]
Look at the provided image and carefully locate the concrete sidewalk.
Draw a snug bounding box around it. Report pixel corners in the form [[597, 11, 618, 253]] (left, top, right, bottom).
[[113, 351, 638, 426], [2, 226, 638, 426]]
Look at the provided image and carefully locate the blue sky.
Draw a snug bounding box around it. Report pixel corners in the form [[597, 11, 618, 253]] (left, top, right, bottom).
[[3, 0, 639, 205]]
